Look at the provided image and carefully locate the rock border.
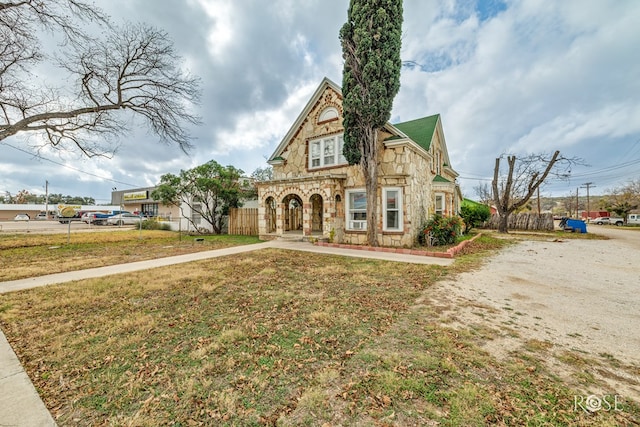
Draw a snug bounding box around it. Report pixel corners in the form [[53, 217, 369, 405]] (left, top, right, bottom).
[[315, 233, 483, 259]]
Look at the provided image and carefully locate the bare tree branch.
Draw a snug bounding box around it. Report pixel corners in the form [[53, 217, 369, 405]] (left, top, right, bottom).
[[492, 151, 583, 232], [1, 1, 201, 157]]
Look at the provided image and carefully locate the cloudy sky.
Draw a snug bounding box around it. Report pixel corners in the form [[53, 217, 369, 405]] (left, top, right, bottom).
[[2, 0, 639, 204]]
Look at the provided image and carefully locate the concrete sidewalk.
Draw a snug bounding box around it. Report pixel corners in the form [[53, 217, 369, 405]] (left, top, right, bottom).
[[0, 240, 452, 425], [0, 331, 57, 426], [0, 240, 452, 294]]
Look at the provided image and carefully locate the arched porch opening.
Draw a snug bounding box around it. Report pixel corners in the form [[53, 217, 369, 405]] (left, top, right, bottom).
[[282, 194, 303, 232], [264, 196, 276, 233]]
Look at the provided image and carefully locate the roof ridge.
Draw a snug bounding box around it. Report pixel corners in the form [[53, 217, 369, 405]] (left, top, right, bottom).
[[392, 113, 440, 126]]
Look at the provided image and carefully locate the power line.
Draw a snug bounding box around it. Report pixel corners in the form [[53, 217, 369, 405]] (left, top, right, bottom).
[[581, 182, 595, 218], [1, 141, 141, 188], [458, 155, 640, 186]]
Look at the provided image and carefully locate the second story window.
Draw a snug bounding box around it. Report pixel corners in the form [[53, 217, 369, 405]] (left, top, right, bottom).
[[308, 134, 347, 169]]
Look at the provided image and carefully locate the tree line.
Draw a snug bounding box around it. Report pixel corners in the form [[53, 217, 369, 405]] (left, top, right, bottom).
[[1, 190, 94, 205]]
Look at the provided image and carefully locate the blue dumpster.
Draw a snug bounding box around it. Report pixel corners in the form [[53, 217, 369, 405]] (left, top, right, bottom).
[[565, 218, 587, 233]]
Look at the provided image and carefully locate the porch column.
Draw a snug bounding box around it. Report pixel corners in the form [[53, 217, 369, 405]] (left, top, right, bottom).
[[303, 202, 311, 236], [276, 202, 285, 235]]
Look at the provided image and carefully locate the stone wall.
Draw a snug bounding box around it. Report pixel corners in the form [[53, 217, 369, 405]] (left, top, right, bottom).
[[274, 88, 347, 181], [258, 85, 459, 247]]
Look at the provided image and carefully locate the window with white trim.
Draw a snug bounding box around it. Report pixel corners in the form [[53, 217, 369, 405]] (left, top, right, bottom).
[[434, 193, 444, 216], [383, 187, 403, 231], [346, 189, 366, 230], [309, 134, 347, 169]]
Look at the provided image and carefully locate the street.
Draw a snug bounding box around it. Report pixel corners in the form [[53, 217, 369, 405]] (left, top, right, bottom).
[[0, 220, 136, 234], [430, 225, 640, 400]]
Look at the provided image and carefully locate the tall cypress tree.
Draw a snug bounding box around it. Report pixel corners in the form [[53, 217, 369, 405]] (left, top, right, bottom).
[[340, 0, 403, 246]]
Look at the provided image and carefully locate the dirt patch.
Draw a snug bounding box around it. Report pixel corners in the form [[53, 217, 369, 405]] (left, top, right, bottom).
[[430, 228, 640, 402]]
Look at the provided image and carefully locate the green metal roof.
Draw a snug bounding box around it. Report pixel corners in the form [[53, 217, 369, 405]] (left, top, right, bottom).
[[433, 174, 450, 183], [391, 114, 439, 151], [461, 198, 485, 208]]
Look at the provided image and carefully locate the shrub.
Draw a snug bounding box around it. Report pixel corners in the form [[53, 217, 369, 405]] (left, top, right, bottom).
[[141, 219, 172, 231], [460, 204, 491, 233], [418, 215, 462, 246]]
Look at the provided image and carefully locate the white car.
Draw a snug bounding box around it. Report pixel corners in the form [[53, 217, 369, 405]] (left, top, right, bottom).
[[81, 212, 100, 224], [106, 213, 142, 226], [13, 214, 30, 221], [592, 217, 624, 226]]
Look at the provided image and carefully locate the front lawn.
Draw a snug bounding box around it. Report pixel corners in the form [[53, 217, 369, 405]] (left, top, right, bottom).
[[1, 236, 636, 425], [0, 231, 260, 281]]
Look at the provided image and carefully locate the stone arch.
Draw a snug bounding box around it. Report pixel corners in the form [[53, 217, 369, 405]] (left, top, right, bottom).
[[315, 99, 343, 123], [276, 186, 307, 204], [264, 196, 276, 233], [282, 193, 303, 231], [318, 107, 338, 122]]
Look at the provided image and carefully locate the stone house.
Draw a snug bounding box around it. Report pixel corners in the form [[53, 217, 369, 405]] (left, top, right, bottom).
[[257, 77, 461, 246]]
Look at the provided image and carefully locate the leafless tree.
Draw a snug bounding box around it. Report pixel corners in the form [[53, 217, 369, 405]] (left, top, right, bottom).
[[491, 151, 580, 233], [473, 182, 493, 206], [600, 178, 640, 221], [561, 192, 576, 217], [0, 0, 200, 157]]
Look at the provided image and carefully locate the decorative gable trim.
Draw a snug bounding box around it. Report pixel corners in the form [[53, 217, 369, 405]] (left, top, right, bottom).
[[316, 105, 341, 124], [268, 77, 342, 162]]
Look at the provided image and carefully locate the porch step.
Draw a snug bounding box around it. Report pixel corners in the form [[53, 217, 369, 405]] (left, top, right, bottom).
[[276, 234, 305, 242], [304, 236, 329, 243]]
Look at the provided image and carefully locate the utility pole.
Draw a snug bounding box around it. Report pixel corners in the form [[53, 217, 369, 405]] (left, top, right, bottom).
[[576, 188, 579, 219], [45, 180, 49, 219], [581, 182, 595, 221]]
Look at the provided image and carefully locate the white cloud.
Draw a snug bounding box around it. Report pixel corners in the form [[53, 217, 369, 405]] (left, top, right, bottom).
[[3, 0, 639, 199], [211, 80, 318, 155], [196, 0, 235, 60]]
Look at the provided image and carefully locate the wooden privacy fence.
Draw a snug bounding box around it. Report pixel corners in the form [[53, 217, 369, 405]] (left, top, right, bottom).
[[486, 212, 555, 231], [228, 208, 258, 235]]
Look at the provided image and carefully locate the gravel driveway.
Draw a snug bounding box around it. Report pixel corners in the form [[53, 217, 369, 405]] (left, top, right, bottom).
[[430, 225, 640, 401]]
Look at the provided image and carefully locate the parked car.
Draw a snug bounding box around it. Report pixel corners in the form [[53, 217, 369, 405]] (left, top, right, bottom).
[[35, 211, 48, 220], [93, 211, 131, 224], [81, 212, 101, 224], [592, 217, 624, 226], [106, 213, 142, 226], [13, 213, 30, 221], [627, 213, 640, 225], [57, 215, 82, 224], [57, 209, 83, 223]]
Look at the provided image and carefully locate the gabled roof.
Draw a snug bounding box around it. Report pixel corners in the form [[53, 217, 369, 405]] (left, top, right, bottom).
[[267, 78, 453, 172], [462, 198, 486, 208], [433, 174, 451, 183], [268, 77, 342, 163], [390, 114, 439, 151]]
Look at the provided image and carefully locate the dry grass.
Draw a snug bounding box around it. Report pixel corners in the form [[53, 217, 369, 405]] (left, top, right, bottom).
[[0, 233, 638, 425], [0, 231, 260, 281]]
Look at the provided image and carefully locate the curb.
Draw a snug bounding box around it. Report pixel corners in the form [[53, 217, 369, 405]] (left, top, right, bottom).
[[315, 233, 483, 259]]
